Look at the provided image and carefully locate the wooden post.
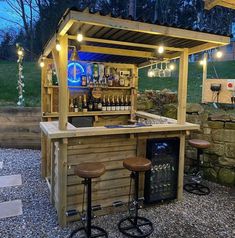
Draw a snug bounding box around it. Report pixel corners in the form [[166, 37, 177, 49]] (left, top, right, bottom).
[[58, 35, 68, 130], [131, 65, 138, 121], [201, 53, 208, 103], [177, 49, 189, 124], [58, 138, 68, 226], [177, 133, 186, 200]]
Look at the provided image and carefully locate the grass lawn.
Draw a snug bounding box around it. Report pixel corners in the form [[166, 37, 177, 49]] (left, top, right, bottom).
[[0, 60, 235, 106], [0, 61, 41, 107]]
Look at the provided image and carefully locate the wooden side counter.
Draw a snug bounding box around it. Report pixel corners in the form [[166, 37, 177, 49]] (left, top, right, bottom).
[[40, 111, 199, 226]]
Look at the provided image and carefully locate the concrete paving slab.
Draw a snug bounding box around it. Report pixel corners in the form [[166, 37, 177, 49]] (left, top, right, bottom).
[[0, 200, 23, 219], [0, 174, 22, 188]]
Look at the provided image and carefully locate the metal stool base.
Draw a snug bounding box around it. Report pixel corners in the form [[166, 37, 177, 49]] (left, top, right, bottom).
[[184, 183, 210, 196], [69, 225, 108, 238], [118, 216, 154, 238]]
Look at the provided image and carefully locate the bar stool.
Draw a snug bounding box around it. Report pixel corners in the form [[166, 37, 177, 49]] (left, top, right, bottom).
[[118, 157, 154, 238], [184, 139, 211, 196], [69, 162, 108, 238]]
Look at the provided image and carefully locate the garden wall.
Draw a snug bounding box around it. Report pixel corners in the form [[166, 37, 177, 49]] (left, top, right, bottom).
[[0, 107, 41, 149]]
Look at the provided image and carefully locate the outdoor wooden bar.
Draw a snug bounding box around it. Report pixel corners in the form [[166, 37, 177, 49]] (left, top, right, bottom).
[[40, 114, 199, 225], [39, 8, 230, 226]]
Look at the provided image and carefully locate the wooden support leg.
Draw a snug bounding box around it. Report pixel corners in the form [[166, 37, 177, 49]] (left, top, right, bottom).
[[41, 132, 47, 178], [58, 138, 68, 227], [177, 133, 186, 201]]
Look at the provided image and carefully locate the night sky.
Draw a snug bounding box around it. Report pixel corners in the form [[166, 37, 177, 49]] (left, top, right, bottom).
[[0, 1, 20, 30]]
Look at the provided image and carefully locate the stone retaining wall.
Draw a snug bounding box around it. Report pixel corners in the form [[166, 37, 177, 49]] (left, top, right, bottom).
[[0, 107, 41, 149], [186, 107, 235, 186]]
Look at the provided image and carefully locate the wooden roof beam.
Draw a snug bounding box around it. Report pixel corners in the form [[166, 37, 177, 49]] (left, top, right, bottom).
[[79, 45, 157, 58], [68, 35, 184, 52], [69, 10, 230, 45]]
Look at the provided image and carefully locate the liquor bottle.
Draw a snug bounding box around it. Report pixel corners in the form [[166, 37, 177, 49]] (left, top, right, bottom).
[[82, 94, 88, 112], [102, 96, 106, 111], [104, 66, 110, 87], [98, 98, 102, 111], [81, 75, 87, 86], [108, 74, 113, 87], [106, 96, 111, 111], [93, 63, 99, 85], [88, 96, 93, 111], [113, 68, 119, 87], [93, 98, 99, 111], [120, 95, 125, 111], [111, 95, 116, 111], [125, 95, 129, 111], [119, 77, 125, 87], [74, 98, 78, 112], [78, 96, 83, 112], [115, 96, 120, 111], [69, 98, 74, 112]]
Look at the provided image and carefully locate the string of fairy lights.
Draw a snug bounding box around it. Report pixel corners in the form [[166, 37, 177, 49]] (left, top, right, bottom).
[[16, 44, 25, 106]]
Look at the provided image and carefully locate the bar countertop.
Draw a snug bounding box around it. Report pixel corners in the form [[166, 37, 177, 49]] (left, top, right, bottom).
[[40, 111, 200, 139]]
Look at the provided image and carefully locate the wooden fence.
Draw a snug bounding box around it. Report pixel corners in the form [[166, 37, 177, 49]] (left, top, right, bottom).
[[0, 107, 41, 149]]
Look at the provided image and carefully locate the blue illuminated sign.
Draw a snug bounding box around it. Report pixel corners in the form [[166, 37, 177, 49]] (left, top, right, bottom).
[[67, 62, 85, 85]]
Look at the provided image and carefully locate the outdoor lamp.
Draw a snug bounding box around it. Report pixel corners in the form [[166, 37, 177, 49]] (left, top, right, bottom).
[[158, 46, 164, 54], [199, 58, 207, 66], [56, 39, 61, 51], [77, 30, 83, 42], [169, 64, 175, 71], [40, 59, 45, 68], [216, 50, 223, 59]]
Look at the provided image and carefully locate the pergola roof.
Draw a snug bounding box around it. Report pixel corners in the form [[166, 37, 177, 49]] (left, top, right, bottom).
[[204, 0, 235, 10], [42, 8, 231, 66]]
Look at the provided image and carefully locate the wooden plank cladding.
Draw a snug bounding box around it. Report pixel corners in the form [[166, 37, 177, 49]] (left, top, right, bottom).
[[0, 107, 41, 149], [63, 134, 137, 218]]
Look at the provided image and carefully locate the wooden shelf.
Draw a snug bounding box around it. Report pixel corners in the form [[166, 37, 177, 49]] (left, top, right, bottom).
[[43, 85, 132, 89], [42, 110, 131, 118]]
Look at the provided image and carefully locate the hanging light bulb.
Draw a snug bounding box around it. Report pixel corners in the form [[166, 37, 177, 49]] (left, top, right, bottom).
[[55, 39, 61, 51], [216, 50, 223, 59], [40, 58, 45, 68], [77, 29, 83, 42], [158, 46, 164, 54], [169, 64, 175, 71]]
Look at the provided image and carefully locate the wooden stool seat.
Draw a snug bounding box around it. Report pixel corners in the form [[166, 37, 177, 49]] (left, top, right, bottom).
[[189, 139, 210, 149], [74, 162, 105, 179], [123, 157, 151, 172]]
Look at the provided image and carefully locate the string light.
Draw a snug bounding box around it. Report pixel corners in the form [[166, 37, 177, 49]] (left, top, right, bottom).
[[17, 49, 23, 56], [55, 39, 61, 51], [77, 29, 83, 42], [158, 46, 164, 54], [40, 58, 45, 68], [216, 50, 223, 59]]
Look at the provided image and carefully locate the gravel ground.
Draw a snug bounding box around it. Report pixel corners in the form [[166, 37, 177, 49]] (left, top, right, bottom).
[[0, 148, 234, 238]]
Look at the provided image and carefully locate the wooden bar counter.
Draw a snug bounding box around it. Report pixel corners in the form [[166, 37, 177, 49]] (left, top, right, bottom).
[[40, 111, 199, 226]]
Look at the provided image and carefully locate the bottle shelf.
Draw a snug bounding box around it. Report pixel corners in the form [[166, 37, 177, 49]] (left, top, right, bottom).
[[43, 85, 133, 90], [42, 110, 131, 118]]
